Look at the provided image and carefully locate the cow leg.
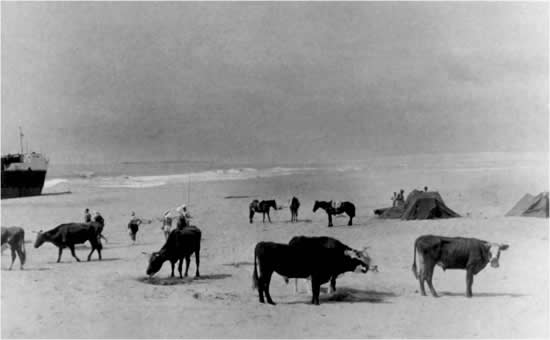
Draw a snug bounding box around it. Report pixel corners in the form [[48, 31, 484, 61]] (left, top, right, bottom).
[[183, 256, 190, 277], [57, 247, 63, 263], [417, 253, 427, 296], [263, 272, 276, 305], [257, 275, 265, 303], [69, 245, 80, 262], [311, 277, 321, 305], [194, 250, 200, 277], [328, 214, 333, 227], [466, 269, 474, 298], [348, 215, 353, 226], [87, 247, 95, 261], [170, 261, 175, 277], [249, 210, 254, 224], [9, 247, 16, 270], [178, 258, 184, 278], [425, 263, 438, 297]]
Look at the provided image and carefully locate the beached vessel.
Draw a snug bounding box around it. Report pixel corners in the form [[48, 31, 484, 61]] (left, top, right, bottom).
[[1, 128, 49, 199]]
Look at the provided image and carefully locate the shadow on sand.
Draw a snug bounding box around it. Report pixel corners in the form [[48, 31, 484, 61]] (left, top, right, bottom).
[[440, 291, 525, 298], [138, 273, 231, 286], [1, 267, 50, 271], [286, 287, 396, 305], [46, 257, 121, 264], [41, 191, 72, 197], [223, 261, 254, 268]]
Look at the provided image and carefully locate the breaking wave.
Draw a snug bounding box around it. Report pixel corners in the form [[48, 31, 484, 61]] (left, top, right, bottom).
[[44, 178, 69, 188], [96, 167, 318, 189]]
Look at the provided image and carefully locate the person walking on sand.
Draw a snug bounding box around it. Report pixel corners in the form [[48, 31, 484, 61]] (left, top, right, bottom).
[[84, 208, 92, 223], [93, 211, 108, 243], [176, 205, 192, 231], [391, 192, 397, 207], [396, 189, 406, 208], [127, 212, 151, 244], [160, 210, 173, 240]]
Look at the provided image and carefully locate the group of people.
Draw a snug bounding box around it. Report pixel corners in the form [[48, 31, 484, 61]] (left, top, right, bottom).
[[82, 204, 193, 245], [390, 186, 429, 208], [129, 204, 192, 243]]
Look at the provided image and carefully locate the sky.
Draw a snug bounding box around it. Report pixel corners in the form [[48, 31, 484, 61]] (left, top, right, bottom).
[[1, 2, 548, 164]]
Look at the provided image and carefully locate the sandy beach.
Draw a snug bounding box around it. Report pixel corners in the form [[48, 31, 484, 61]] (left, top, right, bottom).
[[1, 153, 548, 338]]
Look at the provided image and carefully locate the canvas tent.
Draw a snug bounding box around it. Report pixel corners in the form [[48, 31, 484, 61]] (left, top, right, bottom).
[[374, 190, 460, 220], [506, 192, 549, 218]]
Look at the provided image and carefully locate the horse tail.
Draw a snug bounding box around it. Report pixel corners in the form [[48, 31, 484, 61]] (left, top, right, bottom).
[[412, 239, 418, 279]]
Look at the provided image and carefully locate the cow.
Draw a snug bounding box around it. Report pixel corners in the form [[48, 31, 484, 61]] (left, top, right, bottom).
[[252, 238, 371, 305], [1, 227, 26, 270], [286, 236, 372, 294], [412, 234, 509, 298], [145, 225, 201, 278], [34, 223, 103, 262]]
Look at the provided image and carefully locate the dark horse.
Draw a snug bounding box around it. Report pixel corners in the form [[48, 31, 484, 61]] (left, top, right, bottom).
[[313, 200, 356, 227], [250, 200, 278, 223], [290, 197, 300, 223]]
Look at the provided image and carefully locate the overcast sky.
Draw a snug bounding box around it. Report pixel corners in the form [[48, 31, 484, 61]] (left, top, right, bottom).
[[1, 2, 548, 164]]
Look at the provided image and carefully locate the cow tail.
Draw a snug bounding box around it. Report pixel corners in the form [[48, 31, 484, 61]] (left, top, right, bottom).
[[20, 238, 26, 266], [411, 240, 418, 279], [252, 253, 259, 290]]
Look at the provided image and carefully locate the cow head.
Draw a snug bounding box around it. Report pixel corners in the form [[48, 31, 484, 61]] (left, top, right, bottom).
[[344, 249, 370, 273], [486, 243, 509, 268], [34, 231, 46, 248], [145, 252, 166, 276]]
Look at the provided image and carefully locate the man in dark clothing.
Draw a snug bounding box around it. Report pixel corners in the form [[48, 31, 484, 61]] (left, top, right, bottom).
[[84, 208, 92, 223], [93, 211, 108, 243]]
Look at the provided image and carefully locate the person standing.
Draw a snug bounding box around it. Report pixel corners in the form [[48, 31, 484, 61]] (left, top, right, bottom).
[[127, 212, 151, 243], [161, 210, 173, 240], [93, 211, 107, 243], [84, 208, 92, 223], [176, 205, 191, 231]]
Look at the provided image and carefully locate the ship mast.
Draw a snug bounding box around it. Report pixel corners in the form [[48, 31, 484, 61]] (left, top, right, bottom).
[[19, 127, 24, 154]]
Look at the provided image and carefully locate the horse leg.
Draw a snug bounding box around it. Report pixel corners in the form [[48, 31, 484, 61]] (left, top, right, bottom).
[[328, 213, 333, 227], [9, 247, 16, 270], [178, 258, 184, 278], [267, 211, 271, 223], [194, 249, 200, 277], [184, 255, 190, 277]]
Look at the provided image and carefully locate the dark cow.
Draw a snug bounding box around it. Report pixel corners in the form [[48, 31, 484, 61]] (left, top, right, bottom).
[[146, 225, 201, 278], [412, 234, 509, 298], [34, 223, 103, 262], [1, 227, 26, 270], [252, 238, 371, 305], [287, 236, 372, 294]]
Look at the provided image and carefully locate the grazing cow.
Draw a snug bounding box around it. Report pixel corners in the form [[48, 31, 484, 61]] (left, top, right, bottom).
[[146, 225, 201, 278], [34, 223, 103, 262], [1, 227, 26, 270], [412, 234, 509, 297], [252, 238, 371, 305]]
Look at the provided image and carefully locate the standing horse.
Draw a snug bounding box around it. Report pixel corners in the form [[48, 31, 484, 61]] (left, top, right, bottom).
[[313, 200, 356, 227], [290, 197, 300, 222], [249, 200, 278, 223]]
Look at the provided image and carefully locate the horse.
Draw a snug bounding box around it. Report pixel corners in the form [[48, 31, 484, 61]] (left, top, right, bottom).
[[249, 200, 278, 223], [290, 197, 300, 222], [313, 200, 356, 227]]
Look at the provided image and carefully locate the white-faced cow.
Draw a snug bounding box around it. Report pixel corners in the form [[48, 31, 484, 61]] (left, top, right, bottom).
[[146, 225, 201, 278], [34, 223, 103, 262], [1, 227, 26, 270], [412, 234, 509, 298], [252, 237, 371, 305]]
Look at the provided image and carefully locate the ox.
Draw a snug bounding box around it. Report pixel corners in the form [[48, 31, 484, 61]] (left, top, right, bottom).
[[1, 227, 26, 270], [34, 223, 103, 262], [146, 226, 201, 278], [252, 238, 371, 305], [412, 234, 509, 297]]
